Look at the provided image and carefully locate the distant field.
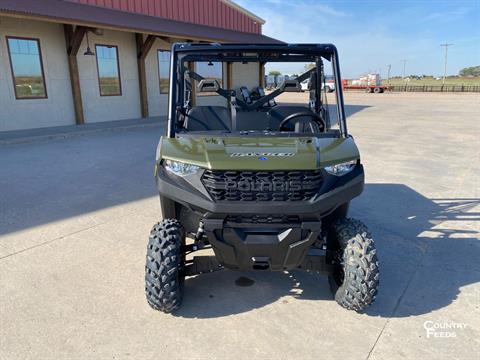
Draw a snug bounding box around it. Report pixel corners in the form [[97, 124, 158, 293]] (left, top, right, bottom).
[[382, 76, 480, 86], [99, 77, 121, 96], [14, 76, 46, 98]]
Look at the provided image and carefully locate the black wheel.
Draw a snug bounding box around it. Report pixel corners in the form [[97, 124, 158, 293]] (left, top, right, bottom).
[[328, 218, 379, 311], [145, 219, 185, 313], [365, 87, 373, 93], [373, 87, 382, 94]]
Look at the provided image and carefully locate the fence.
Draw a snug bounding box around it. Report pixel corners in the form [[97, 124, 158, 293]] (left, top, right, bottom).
[[389, 85, 480, 93]]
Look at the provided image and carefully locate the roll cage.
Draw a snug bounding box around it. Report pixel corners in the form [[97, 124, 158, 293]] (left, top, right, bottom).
[[166, 43, 348, 138]]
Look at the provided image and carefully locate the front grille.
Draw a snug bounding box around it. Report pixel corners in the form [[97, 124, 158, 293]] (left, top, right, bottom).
[[202, 170, 323, 202]]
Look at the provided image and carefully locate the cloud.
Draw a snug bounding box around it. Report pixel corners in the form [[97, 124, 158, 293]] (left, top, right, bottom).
[[424, 7, 470, 21], [258, 0, 349, 17], [299, 2, 350, 17], [235, 0, 479, 77], [263, 0, 284, 5]]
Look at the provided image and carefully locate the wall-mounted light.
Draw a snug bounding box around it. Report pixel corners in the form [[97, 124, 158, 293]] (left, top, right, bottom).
[[91, 28, 104, 36], [84, 31, 95, 56]]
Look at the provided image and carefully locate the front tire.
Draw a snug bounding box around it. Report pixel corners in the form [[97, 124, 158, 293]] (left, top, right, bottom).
[[328, 218, 379, 311], [145, 219, 185, 313]]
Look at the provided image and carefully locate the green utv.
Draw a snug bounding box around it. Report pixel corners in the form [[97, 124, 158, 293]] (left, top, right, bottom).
[[146, 43, 379, 313]]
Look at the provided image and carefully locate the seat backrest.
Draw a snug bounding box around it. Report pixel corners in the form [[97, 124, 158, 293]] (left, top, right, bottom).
[[184, 105, 316, 133], [184, 106, 231, 131], [236, 111, 271, 131], [256, 87, 277, 107], [239, 86, 252, 104], [267, 105, 314, 130]]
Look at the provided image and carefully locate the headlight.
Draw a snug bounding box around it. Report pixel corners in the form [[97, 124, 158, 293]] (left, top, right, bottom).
[[163, 159, 200, 177], [324, 160, 357, 176]]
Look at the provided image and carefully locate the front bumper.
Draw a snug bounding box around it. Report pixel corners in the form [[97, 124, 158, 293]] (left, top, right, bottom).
[[156, 164, 364, 216], [203, 218, 321, 271]]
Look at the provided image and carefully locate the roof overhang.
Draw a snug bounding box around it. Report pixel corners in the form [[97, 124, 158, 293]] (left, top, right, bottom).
[[0, 0, 282, 44]]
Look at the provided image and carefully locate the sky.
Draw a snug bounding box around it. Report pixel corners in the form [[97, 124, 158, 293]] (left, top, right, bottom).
[[236, 0, 480, 78]]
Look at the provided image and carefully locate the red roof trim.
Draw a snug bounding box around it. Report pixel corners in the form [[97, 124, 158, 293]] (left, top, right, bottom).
[[0, 0, 282, 44]]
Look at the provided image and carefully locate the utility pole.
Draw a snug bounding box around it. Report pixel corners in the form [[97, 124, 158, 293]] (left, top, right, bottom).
[[440, 42, 454, 85], [386, 64, 391, 85], [401, 59, 407, 82]]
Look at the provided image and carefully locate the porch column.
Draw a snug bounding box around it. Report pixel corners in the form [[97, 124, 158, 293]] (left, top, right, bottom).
[[64, 25, 87, 125], [227, 62, 233, 90], [259, 62, 265, 87], [188, 61, 196, 106], [136, 34, 156, 118]]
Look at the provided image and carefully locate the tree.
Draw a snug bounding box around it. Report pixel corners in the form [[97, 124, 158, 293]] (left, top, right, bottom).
[[268, 70, 281, 76], [304, 63, 316, 71], [459, 66, 480, 77]]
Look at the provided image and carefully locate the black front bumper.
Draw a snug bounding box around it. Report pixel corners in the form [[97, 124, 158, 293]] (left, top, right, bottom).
[[156, 164, 364, 216], [202, 218, 322, 271]]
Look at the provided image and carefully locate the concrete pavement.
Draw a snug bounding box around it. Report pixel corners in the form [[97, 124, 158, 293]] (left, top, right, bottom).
[[0, 116, 164, 146], [0, 92, 479, 359]]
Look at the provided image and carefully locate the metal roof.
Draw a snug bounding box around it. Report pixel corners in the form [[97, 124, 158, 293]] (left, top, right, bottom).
[[0, 0, 282, 44], [221, 0, 266, 25], [68, 0, 264, 33]]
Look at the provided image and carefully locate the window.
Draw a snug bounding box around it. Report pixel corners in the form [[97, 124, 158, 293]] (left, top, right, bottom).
[[158, 50, 170, 94], [195, 62, 223, 96], [95, 45, 121, 96], [6, 37, 47, 99]]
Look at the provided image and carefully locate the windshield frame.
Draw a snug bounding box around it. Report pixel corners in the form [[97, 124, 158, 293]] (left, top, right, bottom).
[[167, 43, 347, 139]]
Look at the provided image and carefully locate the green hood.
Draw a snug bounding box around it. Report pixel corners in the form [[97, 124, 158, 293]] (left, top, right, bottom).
[[159, 136, 359, 171]]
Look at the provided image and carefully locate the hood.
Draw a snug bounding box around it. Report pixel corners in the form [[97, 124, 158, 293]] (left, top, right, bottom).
[[159, 136, 359, 170]]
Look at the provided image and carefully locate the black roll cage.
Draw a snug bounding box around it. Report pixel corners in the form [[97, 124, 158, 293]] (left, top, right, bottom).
[[166, 43, 347, 138]]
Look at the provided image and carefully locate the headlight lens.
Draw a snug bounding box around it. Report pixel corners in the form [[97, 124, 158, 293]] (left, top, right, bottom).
[[163, 159, 200, 177], [324, 160, 357, 176]]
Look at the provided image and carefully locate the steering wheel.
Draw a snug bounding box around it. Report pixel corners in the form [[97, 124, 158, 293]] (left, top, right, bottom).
[[278, 112, 326, 132]]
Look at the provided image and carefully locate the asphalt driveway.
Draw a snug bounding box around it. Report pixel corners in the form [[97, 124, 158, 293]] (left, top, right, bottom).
[[1, 92, 479, 359]]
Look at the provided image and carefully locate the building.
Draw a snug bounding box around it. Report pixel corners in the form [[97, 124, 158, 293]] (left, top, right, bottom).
[[0, 0, 279, 132]]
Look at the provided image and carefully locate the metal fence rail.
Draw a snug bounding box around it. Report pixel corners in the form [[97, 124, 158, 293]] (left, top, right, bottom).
[[390, 85, 480, 93]]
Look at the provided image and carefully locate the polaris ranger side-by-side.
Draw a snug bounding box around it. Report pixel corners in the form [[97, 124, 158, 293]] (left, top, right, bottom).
[[145, 43, 379, 313]]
